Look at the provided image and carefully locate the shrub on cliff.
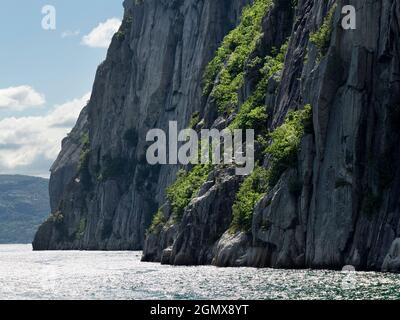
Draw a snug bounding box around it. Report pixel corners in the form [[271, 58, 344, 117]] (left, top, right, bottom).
[[148, 210, 166, 235], [310, 4, 337, 59], [230, 105, 313, 232], [166, 164, 212, 221], [267, 104, 312, 187], [203, 0, 273, 114], [230, 41, 289, 132], [231, 166, 269, 232]]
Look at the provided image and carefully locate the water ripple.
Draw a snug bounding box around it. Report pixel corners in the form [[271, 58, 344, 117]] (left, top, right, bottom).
[[0, 245, 399, 300]]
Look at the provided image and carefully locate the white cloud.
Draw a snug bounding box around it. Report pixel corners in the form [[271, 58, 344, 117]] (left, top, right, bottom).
[[81, 18, 122, 48], [0, 92, 90, 177], [61, 29, 81, 38], [0, 86, 45, 110]]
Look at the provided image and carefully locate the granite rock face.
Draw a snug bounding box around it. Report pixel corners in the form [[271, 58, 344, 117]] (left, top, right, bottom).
[[34, 0, 400, 273], [382, 238, 400, 273], [164, 167, 243, 265], [33, 0, 251, 250], [143, 0, 400, 272]]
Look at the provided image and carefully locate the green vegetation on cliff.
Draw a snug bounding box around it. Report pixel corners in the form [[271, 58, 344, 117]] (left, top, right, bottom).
[[148, 164, 212, 235], [310, 4, 336, 59], [231, 166, 269, 232], [78, 132, 90, 170], [266, 104, 312, 187], [231, 105, 313, 231], [166, 164, 212, 221], [148, 209, 167, 235], [148, 0, 311, 235], [203, 0, 273, 114], [230, 41, 288, 132]]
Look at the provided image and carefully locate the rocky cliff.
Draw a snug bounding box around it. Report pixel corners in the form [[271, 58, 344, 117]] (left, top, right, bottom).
[[34, 0, 400, 272], [33, 0, 251, 250]]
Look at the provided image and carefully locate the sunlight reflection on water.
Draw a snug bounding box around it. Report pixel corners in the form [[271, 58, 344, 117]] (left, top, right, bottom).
[[0, 244, 399, 300]]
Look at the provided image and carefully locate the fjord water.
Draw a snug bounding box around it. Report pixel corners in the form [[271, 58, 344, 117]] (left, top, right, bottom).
[[0, 245, 399, 300]]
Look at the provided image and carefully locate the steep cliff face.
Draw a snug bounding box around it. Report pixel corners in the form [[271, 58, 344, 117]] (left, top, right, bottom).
[[33, 0, 251, 250], [34, 0, 400, 273], [143, 0, 400, 273]]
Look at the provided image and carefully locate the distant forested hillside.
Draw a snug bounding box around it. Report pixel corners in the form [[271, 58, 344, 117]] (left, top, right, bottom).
[[0, 175, 49, 243]]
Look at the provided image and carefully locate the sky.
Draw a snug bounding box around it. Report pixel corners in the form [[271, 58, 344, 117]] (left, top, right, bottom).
[[0, 0, 124, 177]]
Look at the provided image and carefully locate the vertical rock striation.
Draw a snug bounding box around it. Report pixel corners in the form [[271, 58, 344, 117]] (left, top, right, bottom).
[[34, 0, 400, 273], [33, 0, 251, 250], [144, 0, 400, 273]]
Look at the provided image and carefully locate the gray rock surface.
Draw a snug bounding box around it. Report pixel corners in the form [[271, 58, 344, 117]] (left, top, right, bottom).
[[144, 0, 400, 272], [168, 167, 243, 265], [33, 0, 251, 250], [212, 231, 251, 267], [382, 238, 400, 273], [142, 204, 177, 262], [34, 0, 400, 273]]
